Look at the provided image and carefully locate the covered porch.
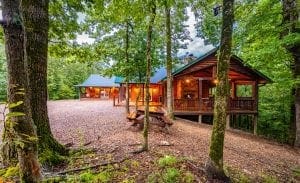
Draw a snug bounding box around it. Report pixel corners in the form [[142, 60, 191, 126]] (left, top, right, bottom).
[[174, 78, 258, 114], [172, 66, 259, 115]]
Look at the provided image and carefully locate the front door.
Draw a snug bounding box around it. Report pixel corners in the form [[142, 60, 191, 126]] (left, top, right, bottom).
[[100, 89, 109, 99]]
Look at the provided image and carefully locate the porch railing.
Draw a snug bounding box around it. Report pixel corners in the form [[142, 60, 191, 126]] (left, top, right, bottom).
[[174, 98, 256, 112]]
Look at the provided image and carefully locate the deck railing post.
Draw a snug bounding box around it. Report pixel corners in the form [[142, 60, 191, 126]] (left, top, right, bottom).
[[199, 79, 203, 111]]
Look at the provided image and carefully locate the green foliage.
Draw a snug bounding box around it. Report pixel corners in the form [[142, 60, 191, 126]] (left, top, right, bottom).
[[225, 166, 251, 183], [162, 167, 180, 183], [147, 155, 195, 183], [47, 58, 93, 100], [260, 174, 279, 183], [158, 155, 178, 168], [79, 171, 94, 182], [293, 167, 300, 179], [0, 165, 20, 178], [39, 149, 66, 167], [0, 44, 7, 101]]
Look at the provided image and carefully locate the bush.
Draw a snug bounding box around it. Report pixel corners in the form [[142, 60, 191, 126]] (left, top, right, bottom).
[[158, 155, 178, 168], [162, 168, 180, 183]]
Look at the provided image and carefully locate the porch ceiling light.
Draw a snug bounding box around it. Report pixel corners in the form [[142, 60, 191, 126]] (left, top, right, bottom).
[[185, 79, 190, 83], [213, 79, 218, 84]]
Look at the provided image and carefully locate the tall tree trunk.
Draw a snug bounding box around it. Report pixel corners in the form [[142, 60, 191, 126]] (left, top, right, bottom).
[[142, 0, 156, 151], [205, 0, 234, 180], [282, 0, 300, 147], [165, 0, 174, 120], [1, 0, 41, 181], [20, 0, 66, 156], [125, 21, 130, 114], [1, 0, 21, 166]]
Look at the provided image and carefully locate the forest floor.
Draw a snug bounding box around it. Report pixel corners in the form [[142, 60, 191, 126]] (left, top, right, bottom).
[[1, 100, 300, 182]]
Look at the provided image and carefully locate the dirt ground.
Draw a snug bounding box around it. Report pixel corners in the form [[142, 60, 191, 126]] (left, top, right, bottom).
[[46, 100, 300, 182], [1, 100, 300, 182]]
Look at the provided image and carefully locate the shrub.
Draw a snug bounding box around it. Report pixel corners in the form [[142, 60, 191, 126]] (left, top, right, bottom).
[[158, 155, 178, 168], [162, 167, 180, 183]]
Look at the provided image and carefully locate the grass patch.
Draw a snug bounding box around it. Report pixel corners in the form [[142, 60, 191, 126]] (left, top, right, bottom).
[[225, 166, 251, 183], [260, 174, 278, 183], [158, 155, 178, 168], [147, 155, 195, 183], [293, 166, 300, 178]]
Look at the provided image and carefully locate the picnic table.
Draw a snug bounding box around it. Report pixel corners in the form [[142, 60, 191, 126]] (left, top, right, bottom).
[[127, 107, 173, 129]]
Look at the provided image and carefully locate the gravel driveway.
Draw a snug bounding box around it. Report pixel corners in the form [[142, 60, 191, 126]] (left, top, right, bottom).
[[1, 100, 299, 181]]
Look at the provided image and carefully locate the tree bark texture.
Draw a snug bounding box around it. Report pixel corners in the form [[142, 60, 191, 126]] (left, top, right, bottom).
[[142, 0, 156, 151], [206, 0, 234, 180], [20, 0, 66, 155], [2, 0, 41, 181], [282, 0, 300, 147], [165, 1, 174, 120]]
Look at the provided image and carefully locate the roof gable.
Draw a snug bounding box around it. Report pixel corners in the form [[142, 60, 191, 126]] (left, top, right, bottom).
[[172, 48, 271, 84]]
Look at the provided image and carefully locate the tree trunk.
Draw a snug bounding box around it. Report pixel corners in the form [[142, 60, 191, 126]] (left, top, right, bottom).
[[1, 0, 22, 166], [165, 0, 174, 120], [282, 0, 300, 147], [2, 0, 41, 181], [20, 0, 66, 155], [125, 21, 130, 114], [206, 0, 234, 180], [142, 0, 156, 151]]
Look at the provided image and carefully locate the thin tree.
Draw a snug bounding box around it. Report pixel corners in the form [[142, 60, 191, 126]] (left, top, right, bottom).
[[125, 20, 130, 114], [164, 0, 174, 119], [282, 0, 300, 147], [205, 0, 234, 180], [21, 0, 67, 156], [142, 0, 156, 152], [1, 0, 41, 181]]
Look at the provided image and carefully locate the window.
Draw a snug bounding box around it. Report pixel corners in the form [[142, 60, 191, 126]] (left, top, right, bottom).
[[236, 85, 252, 97]]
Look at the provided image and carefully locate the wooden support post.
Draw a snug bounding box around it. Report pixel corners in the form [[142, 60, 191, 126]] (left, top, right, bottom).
[[113, 96, 116, 106], [231, 81, 236, 98], [226, 114, 230, 129], [198, 115, 202, 124], [199, 79, 203, 111], [253, 114, 258, 135]]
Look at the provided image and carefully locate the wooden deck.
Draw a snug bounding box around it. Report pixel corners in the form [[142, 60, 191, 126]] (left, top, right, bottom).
[[173, 98, 257, 115]]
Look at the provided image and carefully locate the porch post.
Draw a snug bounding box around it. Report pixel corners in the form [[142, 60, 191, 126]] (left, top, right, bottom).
[[253, 114, 258, 135], [231, 81, 236, 98], [198, 79, 203, 111], [198, 114, 202, 123], [226, 114, 230, 129], [254, 81, 259, 135]]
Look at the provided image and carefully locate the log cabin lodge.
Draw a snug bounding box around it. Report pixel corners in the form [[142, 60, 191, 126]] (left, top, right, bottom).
[[77, 48, 271, 134], [75, 74, 119, 100]]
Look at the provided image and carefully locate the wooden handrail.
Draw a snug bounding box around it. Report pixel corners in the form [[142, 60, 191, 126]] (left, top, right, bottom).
[[174, 98, 255, 112]]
